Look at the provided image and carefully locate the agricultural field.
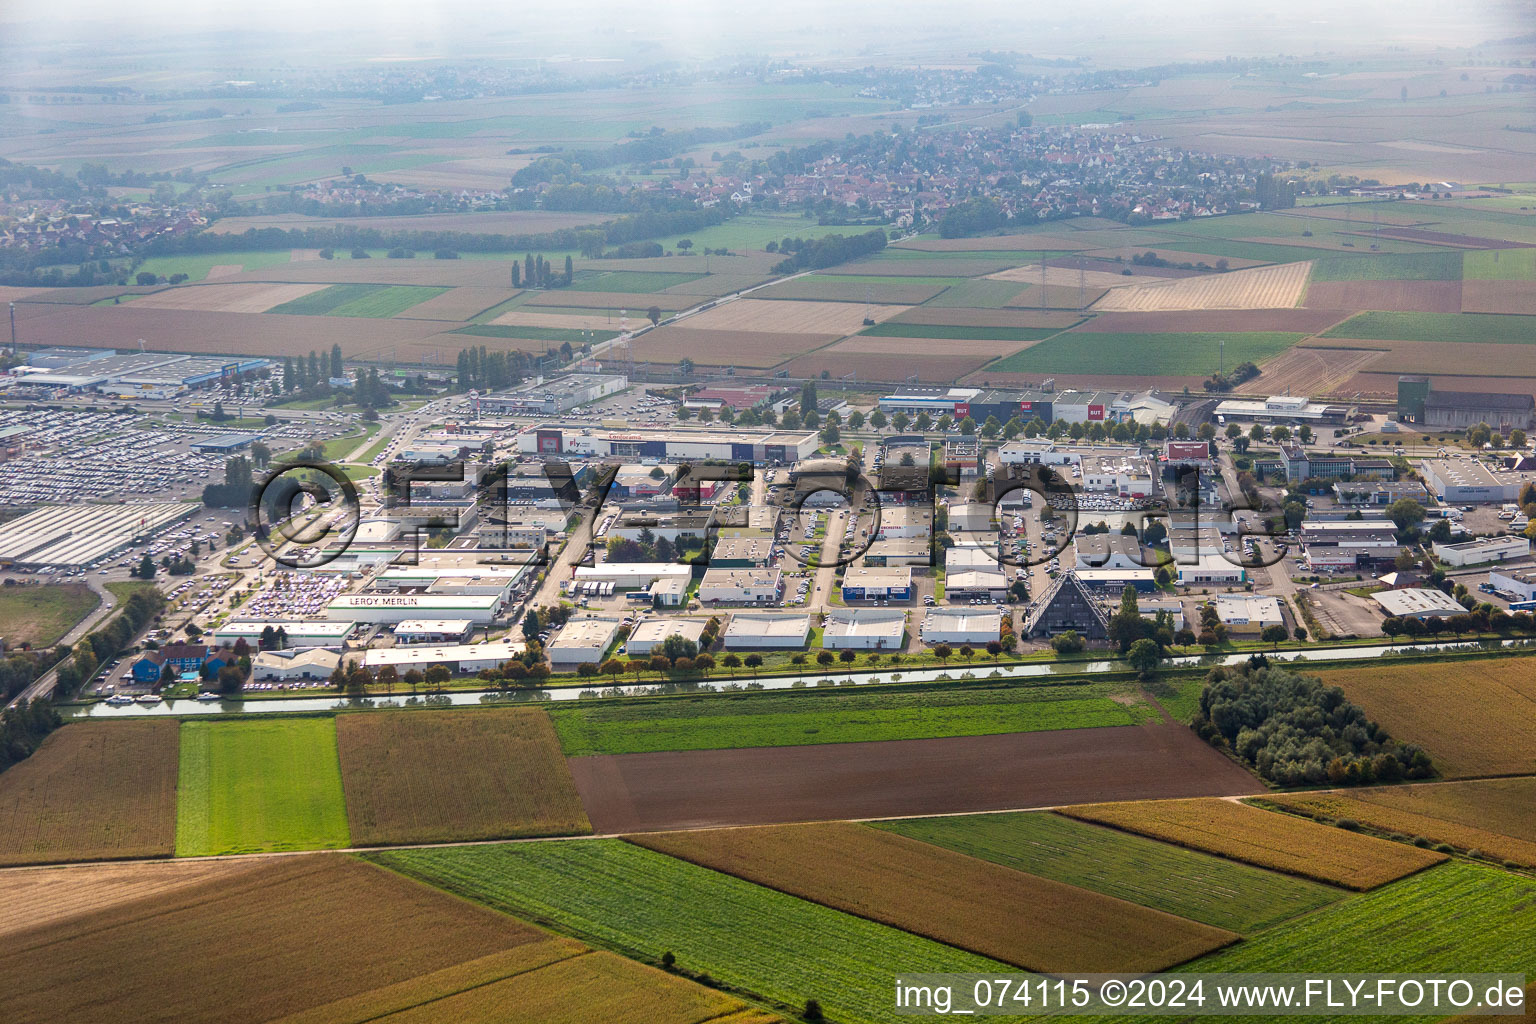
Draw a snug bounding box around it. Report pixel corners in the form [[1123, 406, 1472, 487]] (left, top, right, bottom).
[[335, 709, 591, 845], [0, 582, 99, 648], [390, 286, 519, 321], [0, 859, 256, 940], [824, 256, 1017, 277], [132, 248, 296, 282], [1304, 279, 1465, 313], [522, 289, 689, 311], [570, 270, 705, 293], [1461, 280, 1536, 316], [488, 308, 642, 332], [175, 718, 351, 856], [451, 323, 615, 345], [629, 822, 1238, 973], [918, 278, 1032, 308], [567, 724, 1262, 834], [1307, 251, 1467, 282], [681, 297, 908, 335], [0, 720, 178, 866], [1322, 310, 1536, 344], [634, 326, 837, 368], [126, 281, 329, 314], [203, 210, 614, 235], [1267, 780, 1536, 867], [988, 331, 1302, 377], [0, 855, 674, 1024], [750, 275, 947, 304], [874, 811, 1343, 933], [779, 344, 997, 383], [374, 838, 1016, 1024], [1090, 261, 1313, 311], [859, 321, 1064, 342], [1167, 863, 1536, 1017], [1322, 655, 1536, 778], [548, 681, 1161, 756], [893, 232, 1096, 252], [891, 306, 1086, 329], [267, 283, 448, 317], [1464, 247, 1536, 280], [1058, 798, 1445, 889]]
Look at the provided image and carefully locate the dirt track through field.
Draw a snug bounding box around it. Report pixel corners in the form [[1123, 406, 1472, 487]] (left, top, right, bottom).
[[568, 723, 1262, 833], [1247, 345, 1387, 396]]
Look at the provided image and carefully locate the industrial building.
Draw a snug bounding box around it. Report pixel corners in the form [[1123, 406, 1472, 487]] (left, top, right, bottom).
[[1073, 533, 1147, 571], [1372, 588, 1465, 620], [605, 512, 712, 545], [360, 638, 525, 675], [944, 569, 1009, 601], [624, 617, 708, 656], [698, 568, 782, 604], [875, 506, 932, 540], [546, 617, 623, 668], [211, 620, 355, 650], [839, 566, 914, 602], [1419, 459, 1536, 504], [1490, 568, 1536, 602], [1279, 446, 1394, 483], [861, 537, 932, 567], [920, 607, 1002, 645], [1332, 480, 1429, 506], [571, 563, 691, 593], [190, 432, 262, 454], [1432, 536, 1530, 567], [1300, 520, 1401, 570], [12, 351, 271, 397], [0, 501, 198, 567], [1398, 376, 1535, 432], [709, 536, 774, 567], [822, 608, 907, 650], [947, 503, 994, 533], [325, 593, 504, 625], [722, 613, 812, 649], [1175, 552, 1247, 586], [392, 619, 474, 645], [1074, 568, 1158, 593], [1212, 395, 1354, 424], [1138, 598, 1185, 631], [517, 424, 819, 463], [370, 566, 526, 603], [252, 649, 342, 682], [876, 386, 1172, 427], [479, 374, 628, 415], [1214, 594, 1284, 635]]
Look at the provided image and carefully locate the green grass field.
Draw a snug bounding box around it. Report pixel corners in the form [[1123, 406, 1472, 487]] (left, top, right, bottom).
[[1307, 251, 1465, 282], [134, 249, 294, 282], [653, 213, 878, 252], [860, 322, 1063, 342], [1322, 312, 1536, 344], [1463, 248, 1536, 281], [174, 718, 350, 856], [988, 331, 1302, 376], [547, 682, 1160, 756], [570, 270, 706, 293], [0, 583, 100, 648], [266, 283, 447, 317], [873, 812, 1343, 934], [922, 278, 1032, 308], [373, 839, 1013, 1024], [450, 324, 618, 344], [1163, 863, 1536, 1022]]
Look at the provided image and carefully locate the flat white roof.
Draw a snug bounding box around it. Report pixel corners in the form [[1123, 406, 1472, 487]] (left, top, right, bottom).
[[218, 620, 354, 637], [922, 608, 1001, 630], [627, 618, 708, 645], [362, 639, 525, 668], [548, 617, 623, 650], [1372, 588, 1464, 617], [824, 608, 906, 638], [723, 613, 811, 638], [394, 619, 474, 633]]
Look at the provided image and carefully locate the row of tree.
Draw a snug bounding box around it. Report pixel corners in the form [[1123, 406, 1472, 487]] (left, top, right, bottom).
[[54, 587, 165, 698]]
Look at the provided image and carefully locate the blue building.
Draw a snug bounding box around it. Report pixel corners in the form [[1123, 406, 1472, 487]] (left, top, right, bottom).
[[840, 567, 914, 602]]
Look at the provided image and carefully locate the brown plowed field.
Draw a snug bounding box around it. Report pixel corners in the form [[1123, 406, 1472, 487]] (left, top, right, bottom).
[[778, 349, 995, 383], [963, 369, 1206, 392], [568, 723, 1262, 834], [990, 264, 1135, 290], [828, 335, 1031, 357], [1340, 370, 1536, 399], [336, 708, 591, 845], [1247, 345, 1387, 396], [629, 822, 1237, 973], [1006, 284, 1108, 309], [490, 309, 636, 331], [893, 234, 1097, 252], [751, 277, 947, 304], [1084, 308, 1347, 333], [681, 298, 908, 334], [1463, 280, 1536, 315], [128, 282, 328, 314], [634, 326, 837, 368], [392, 286, 519, 321], [0, 859, 261, 940], [1304, 279, 1463, 312], [1370, 228, 1531, 248], [13, 303, 449, 359], [0, 720, 178, 866], [1298, 337, 1536, 380], [1059, 798, 1445, 889], [892, 307, 1085, 329]]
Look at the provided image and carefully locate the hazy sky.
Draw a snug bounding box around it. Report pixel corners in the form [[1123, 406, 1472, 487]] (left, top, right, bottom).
[[0, 0, 1529, 64]]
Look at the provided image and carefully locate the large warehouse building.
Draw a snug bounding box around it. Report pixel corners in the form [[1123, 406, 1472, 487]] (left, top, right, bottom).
[[723, 613, 812, 649], [1398, 376, 1535, 432], [517, 424, 819, 463], [325, 593, 504, 625], [0, 501, 198, 567], [822, 608, 907, 649], [479, 374, 627, 415]]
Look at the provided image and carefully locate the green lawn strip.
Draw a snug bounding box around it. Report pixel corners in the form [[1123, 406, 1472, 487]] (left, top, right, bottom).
[[1152, 863, 1536, 1024], [450, 324, 619, 343], [873, 811, 1343, 934], [1152, 236, 1335, 265], [371, 839, 1016, 1024], [922, 278, 1033, 308], [860, 322, 1064, 342], [569, 270, 706, 293], [989, 331, 1302, 376], [547, 681, 1158, 756], [1322, 311, 1536, 344], [134, 249, 293, 282], [174, 718, 350, 856], [1308, 251, 1466, 282], [355, 434, 392, 463], [325, 285, 449, 318], [267, 283, 384, 316]]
